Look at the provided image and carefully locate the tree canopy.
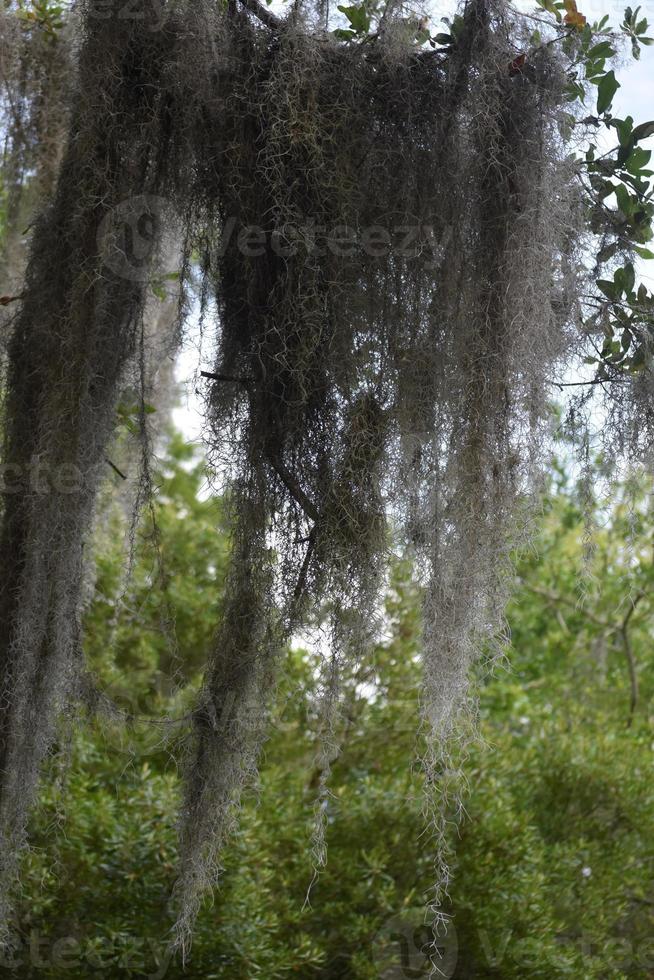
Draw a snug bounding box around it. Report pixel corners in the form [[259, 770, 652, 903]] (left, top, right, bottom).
[[0, 0, 653, 964]]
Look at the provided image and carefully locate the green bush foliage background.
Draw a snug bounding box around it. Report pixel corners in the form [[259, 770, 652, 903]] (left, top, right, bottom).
[[5, 436, 651, 979]]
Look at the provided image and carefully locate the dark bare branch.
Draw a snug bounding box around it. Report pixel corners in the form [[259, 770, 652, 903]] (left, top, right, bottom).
[[201, 371, 255, 384], [237, 0, 282, 29]]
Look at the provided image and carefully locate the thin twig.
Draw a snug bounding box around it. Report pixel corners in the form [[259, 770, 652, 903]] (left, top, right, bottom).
[[269, 456, 320, 522], [201, 367, 321, 524], [293, 525, 317, 604], [200, 370, 255, 384], [105, 457, 128, 481], [522, 581, 610, 628], [619, 593, 643, 727], [552, 377, 628, 388]]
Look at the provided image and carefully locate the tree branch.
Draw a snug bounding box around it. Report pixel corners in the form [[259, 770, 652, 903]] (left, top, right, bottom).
[[619, 592, 643, 727], [520, 580, 645, 726], [292, 525, 317, 605], [201, 370, 255, 384], [522, 581, 610, 628], [269, 456, 320, 522], [237, 0, 282, 29], [619, 622, 638, 727], [552, 377, 628, 388], [105, 457, 127, 481]]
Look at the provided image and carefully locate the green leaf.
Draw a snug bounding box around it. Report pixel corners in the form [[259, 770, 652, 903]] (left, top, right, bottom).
[[597, 278, 620, 299], [597, 242, 619, 262], [615, 182, 633, 215], [539, 0, 564, 20], [611, 115, 634, 146], [632, 121, 654, 142], [587, 40, 616, 58], [634, 245, 654, 259], [625, 147, 651, 175], [597, 71, 620, 114], [623, 262, 636, 293], [337, 3, 371, 33], [565, 81, 586, 102], [448, 13, 466, 38]]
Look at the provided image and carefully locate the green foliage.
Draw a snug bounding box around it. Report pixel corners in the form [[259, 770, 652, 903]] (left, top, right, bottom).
[[507, 1, 654, 382], [334, 1, 376, 40], [596, 70, 620, 114], [3, 0, 654, 970], [10, 440, 654, 978], [15, 0, 64, 41], [621, 5, 654, 58], [115, 398, 157, 437], [335, 3, 372, 39], [327, 0, 654, 384], [150, 271, 181, 303], [87, 434, 229, 715]]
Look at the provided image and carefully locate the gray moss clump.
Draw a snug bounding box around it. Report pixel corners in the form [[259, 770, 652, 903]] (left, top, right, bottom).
[[0, 0, 592, 953]]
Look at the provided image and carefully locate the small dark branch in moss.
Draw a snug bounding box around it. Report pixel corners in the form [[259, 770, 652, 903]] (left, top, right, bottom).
[[268, 456, 320, 523], [105, 457, 128, 481], [620, 593, 642, 727], [552, 377, 629, 388], [200, 371, 255, 384], [293, 525, 317, 604], [237, 0, 282, 29]]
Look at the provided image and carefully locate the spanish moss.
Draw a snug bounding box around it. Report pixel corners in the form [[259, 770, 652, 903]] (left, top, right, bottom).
[[1, 0, 642, 955]]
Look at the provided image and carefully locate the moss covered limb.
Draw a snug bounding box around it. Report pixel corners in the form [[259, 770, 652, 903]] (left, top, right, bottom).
[[0, 10, 184, 935]]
